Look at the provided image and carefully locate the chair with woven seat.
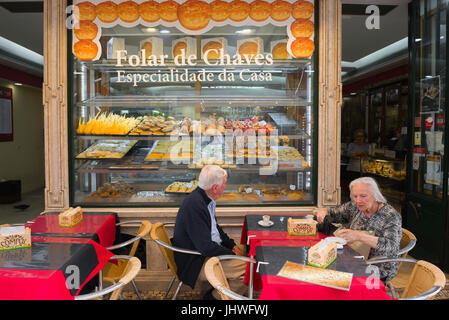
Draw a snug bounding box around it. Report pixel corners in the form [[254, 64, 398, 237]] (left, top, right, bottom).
[[366, 257, 446, 300], [204, 255, 257, 300], [75, 255, 141, 300], [388, 228, 417, 290], [150, 222, 201, 300], [102, 220, 152, 300]]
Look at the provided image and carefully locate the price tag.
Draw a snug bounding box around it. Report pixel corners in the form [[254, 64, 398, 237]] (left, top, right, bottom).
[[290, 185, 296, 191]]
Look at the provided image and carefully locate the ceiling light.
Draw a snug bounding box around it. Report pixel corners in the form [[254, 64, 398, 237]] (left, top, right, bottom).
[[14, 83, 22, 86], [236, 29, 255, 35], [142, 27, 158, 33], [160, 29, 171, 34]]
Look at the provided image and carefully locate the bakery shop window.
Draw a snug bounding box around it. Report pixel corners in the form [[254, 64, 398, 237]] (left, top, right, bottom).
[[69, 0, 317, 207]]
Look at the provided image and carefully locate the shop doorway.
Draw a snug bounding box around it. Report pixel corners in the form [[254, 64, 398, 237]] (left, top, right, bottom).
[[340, 1, 410, 217], [0, 1, 44, 223]]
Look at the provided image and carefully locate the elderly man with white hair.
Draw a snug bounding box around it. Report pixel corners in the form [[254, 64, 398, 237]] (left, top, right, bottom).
[[313, 177, 402, 283], [173, 165, 247, 298]]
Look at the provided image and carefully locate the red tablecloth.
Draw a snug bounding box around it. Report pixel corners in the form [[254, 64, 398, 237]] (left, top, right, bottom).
[[0, 239, 113, 300], [26, 214, 116, 247], [258, 275, 392, 300]]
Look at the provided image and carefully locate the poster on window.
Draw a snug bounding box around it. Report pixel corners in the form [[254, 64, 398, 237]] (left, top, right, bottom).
[[421, 76, 441, 114], [425, 155, 441, 185], [0, 86, 13, 142]]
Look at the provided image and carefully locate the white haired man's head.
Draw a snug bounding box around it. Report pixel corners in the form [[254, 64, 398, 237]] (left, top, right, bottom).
[[198, 165, 228, 199]]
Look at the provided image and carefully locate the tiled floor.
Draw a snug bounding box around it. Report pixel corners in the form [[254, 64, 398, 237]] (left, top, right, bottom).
[[0, 188, 45, 225]]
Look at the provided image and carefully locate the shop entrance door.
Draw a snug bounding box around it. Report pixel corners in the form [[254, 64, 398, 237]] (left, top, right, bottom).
[[408, 0, 449, 271]]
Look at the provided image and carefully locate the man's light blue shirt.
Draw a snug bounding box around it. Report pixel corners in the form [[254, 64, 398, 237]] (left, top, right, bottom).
[[207, 195, 222, 245]]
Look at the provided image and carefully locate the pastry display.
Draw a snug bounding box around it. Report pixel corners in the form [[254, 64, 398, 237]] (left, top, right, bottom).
[[290, 38, 315, 58], [96, 1, 119, 23], [75, 1, 96, 21], [172, 37, 196, 58], [107, 37, 125, 59], [270, 0, 292, 22], [140, 37, 164, 59], [281, 190, 307, 201], [237, 37, 263, 57], [145, 140, 193, 161], [165, 180, 198, 193], [249, 0, 272, 22], [76, 140, 137, 159], [74, 20, 98, 40], [77, 113, 140, 135], [229, 0, 250, 22], [158, 0, 179, 22], [85, 182, 137, 199], [201, 38, 227, 60], [363, 159, 406, 180], [291, 18, 314, 38], [118, 0, 140, 23], [292, 0, 314, 20], [73, 40, 98, 61], [217, 192, 243, 202], [178, 0, 211, 31], [210, 0, 230, 21], [138, 0, 160, 22], [278, 261, 353, 290]]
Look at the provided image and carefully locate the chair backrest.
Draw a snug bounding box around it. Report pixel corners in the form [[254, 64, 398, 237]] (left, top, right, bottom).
[[204, 257, 232, 300], [401, 260, 446, 300], [109, 257, 142, 300], [150, 222, 178, 279], [399, 228, 417, 258], [75, 256, 141, 300], [129, 220, 152, 257]]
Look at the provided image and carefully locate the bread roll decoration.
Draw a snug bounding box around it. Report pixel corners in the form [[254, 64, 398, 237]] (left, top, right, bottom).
[[291, 18, 314, 38], [173, 41, 187, 58], [75, 1, 96, 21], [249, 0, 272, 22], [290, 38, 315, 58], [96, 1, 118, 23], [229, 0, 250, 22], [210, 0, 230, 22], [178, 0, 211, 31], [272, 41, 289, 59], [118, 1, 140, 23], [74, 20, 98, 40], [141, 42, 153, 58], [239, 41, 258, 57], [292, 0, 314, 20], [159, 0, 179, 22], [74, 40, 98, 60], [271, 0, 292, 22], [203, 41, 222, 59], [139, 0, 160, 22]]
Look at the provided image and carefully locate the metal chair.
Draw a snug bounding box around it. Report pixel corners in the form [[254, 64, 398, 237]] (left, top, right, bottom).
[[75, 255, 141, 300], [102, 220, 152, 300], [204, 255, 257, 300], [366, 257, 446, 300], [149, 222, 201, 300]]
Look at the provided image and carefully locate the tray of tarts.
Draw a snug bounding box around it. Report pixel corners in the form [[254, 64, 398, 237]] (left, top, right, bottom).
[[76, 140, 137, 159]]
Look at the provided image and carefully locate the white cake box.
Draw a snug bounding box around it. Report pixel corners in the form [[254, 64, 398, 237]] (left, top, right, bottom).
[[139, 37, 164, 59], [201, 37, 228, 60], [237, 37, 264, 58], [0, 226, 31, 251], [172, 37, 197, 59], [107, 37, 125, 60]]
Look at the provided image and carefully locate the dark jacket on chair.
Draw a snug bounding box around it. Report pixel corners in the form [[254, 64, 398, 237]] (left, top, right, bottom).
[[172, 187, 236, 288]]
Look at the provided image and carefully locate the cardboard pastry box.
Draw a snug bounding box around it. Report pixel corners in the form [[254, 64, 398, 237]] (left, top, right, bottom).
[[307, 239, 338, 269], [59, 206, 83, 227], [287, 218, 316, 236], [0, 226, 31, 251]]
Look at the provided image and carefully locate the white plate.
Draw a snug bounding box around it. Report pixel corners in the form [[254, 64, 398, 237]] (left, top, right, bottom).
[[258, 220, 274, 227], [326, 236, 347, 245]]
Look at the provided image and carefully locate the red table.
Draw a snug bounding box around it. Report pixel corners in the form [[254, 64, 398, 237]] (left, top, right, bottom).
[[0, 238, 113, 300], [241, 214, 392, 300], [25, 212, 117, 247]]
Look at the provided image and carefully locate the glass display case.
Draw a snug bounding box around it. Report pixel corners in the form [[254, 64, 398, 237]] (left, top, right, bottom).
[[68, 0, 317, 207], [360, 155, 406, 208]]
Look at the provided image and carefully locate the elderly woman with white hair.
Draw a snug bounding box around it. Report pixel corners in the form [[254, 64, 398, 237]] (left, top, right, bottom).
[[314, 177, 402, 283]]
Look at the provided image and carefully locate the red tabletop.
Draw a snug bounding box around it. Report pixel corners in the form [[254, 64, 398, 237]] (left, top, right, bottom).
[[0, 238, 113, 300], [25, 213, 117, 247], [240, 215, 392, 300]]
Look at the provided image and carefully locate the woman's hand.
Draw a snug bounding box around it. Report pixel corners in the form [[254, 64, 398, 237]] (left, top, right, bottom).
[[336, 229, 363, 242], [313, 208, 328, 224]]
